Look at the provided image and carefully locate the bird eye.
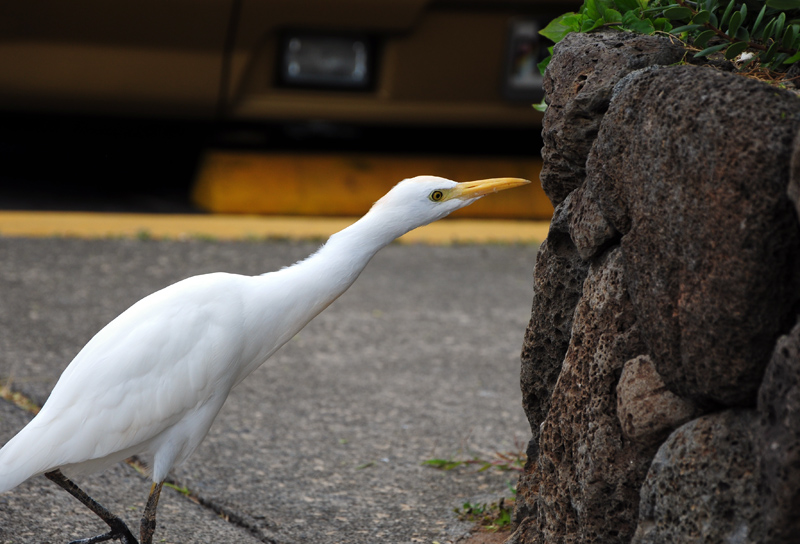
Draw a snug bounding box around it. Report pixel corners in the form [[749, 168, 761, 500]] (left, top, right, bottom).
[[429, 190, 445, 202]]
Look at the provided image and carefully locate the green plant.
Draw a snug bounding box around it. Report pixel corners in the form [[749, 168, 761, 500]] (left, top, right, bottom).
[[163, 482, 193, 496], [424, 448, 525, 531], [454, 498, 515, 531], [539, 0, 800, 75], [423, 448, 526, 473]]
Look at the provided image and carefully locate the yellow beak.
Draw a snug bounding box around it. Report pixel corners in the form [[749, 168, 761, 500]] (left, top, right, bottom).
[[450, 177, 530, 200]]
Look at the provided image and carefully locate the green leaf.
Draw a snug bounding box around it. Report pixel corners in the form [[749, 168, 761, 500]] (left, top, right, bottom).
[[762, 40, 780, 62], [641, 5, 668, 14], [767, 0, 800, 9], [783, 24, 798, 49], [736, 26, 750, 42], [653, 17, 674, 32], [727, 10, 743, 37], [537, 55, 551, 76], [533, 98, 549, 112], [614, 0, 640, 11], [664, 6, 693, 19], [540, 14, 580, 42], [623, 9, 656, 33], [604, 7, 623, 23], [581, 17, 606, 32], [670, 23, 704, 33], [585, 0, 602, 20], [694, 43, 728, 57], [693, 10, 712, 24], [627, 17, 656, 33], [423, 459, 463, 470], [563, 13, 585, 25], [559, 13, 584, 27], [724, 40, 749, 59], [751, 4, 767, 36], [783, 50, 800, 63], [620, 8, 644, 24], [775, 11, 787, 39], [694, 29, 717, 48], [597, 0, 616, 13], [720, 0, 736, 26], [762, 19, 777, 41]]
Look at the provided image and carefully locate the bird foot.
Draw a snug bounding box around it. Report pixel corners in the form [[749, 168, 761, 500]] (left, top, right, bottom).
[[67, 523, 138, 544]]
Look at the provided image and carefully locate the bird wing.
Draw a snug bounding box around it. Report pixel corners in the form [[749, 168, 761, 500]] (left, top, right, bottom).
[[0, 272, 253, 490]]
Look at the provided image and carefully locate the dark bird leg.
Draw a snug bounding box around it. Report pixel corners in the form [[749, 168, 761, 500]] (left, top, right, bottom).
[[139, 481, 163, 544], [44, 469, 138, 544]]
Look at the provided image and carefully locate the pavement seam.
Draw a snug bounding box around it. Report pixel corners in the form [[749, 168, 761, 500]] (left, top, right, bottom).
[[153, 470, 284, 544]]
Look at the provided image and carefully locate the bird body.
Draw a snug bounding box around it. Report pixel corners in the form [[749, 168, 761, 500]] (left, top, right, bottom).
[[0, 175, 529, 544], [0, 202, 382, 490]]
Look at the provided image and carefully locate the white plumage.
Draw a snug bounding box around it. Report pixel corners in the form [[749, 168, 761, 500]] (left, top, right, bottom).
[[0, 175, 528, 544]]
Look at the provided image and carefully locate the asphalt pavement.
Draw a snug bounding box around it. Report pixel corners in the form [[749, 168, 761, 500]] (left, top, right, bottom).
[[0, 235, 536, 544]]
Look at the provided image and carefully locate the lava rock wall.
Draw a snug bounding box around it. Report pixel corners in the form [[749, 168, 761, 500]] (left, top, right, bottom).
[[513, 30, 800, 544]]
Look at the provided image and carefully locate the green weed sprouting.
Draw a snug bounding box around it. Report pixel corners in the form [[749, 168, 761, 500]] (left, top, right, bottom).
[[454, 498, 515, 531], [424, 450, 524, 531], [422, 449, 526, 473]]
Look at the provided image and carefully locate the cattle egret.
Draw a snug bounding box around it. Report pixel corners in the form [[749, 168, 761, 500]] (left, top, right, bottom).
[[0, 175, 529, 544]]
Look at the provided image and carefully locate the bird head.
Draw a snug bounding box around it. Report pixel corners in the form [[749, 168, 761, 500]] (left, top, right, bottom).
[[298, 175, 532, 283], [369, 175, 531, 232]]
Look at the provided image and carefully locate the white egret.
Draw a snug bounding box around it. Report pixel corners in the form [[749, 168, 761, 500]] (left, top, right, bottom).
[[0, 175, 529, 544]]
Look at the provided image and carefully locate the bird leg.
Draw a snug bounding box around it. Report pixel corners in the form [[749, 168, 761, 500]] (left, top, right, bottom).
[[139, 481, 163, 544], [44, 469, 138, 544]]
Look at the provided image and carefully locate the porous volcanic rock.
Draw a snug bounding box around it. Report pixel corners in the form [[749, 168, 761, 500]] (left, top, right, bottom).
[[516, 29, 800, 544], [519, 247, 649, 544], [757, 320, 800, 542], [585, 64, 800, 406], [515, 196, 590, 526], [633, 410, 764, 544], [540, 31, 685, 206], [567, 181, 618, 261], [515, 32, 687, 540], [519, 197, 590, 450], [616, 355, 699, 447], [791, 130, 800, 219]]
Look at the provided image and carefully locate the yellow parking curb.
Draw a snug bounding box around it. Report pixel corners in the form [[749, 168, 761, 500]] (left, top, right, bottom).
[[192, 152, 553, 220], [0, 212, 550, 245]]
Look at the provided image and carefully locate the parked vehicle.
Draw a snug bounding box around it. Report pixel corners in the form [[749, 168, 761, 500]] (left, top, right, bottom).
[[0, 0, 570, 127]]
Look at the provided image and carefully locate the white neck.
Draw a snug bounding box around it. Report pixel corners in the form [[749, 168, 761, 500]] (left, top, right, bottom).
[[293, 206, 411, 298], [236, 200, 436, 386]]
